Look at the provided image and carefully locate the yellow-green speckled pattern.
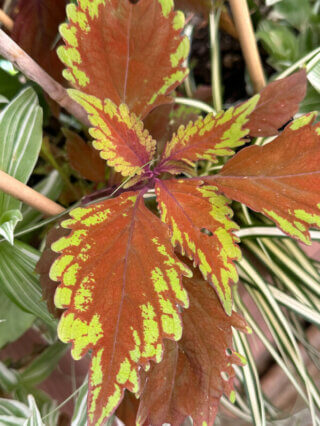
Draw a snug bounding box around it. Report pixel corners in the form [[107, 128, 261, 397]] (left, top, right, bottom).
[[155, 179, 240, 315], [58, 0, 189, 118], [49, 191, 191, 426], [68, 90, 156, 177], [214, 112, 320, 246], [161, 95, 260, 168]]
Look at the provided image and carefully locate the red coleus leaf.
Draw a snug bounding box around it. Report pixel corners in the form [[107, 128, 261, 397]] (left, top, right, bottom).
[[67, 91, 156, 178], [116, 391, 140, 426], [208, 113, 320, 244], [143, 103, 200, 156], [58, 0, 189, 118], [48, 191, 191, 425], [158, 95, 259, 174], [137, 266, 248, 426], [11, 0, 66, 83], [64, 129, 106, 183], [247, 70, 307, 137], [155, 179, 240, 315]]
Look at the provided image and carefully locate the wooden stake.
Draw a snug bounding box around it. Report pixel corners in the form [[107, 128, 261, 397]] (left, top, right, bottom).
[[0, 170, 65, 216], [0, 9, 13, 31], [0, 30, 90, 127], [229, 0, 266, 92]]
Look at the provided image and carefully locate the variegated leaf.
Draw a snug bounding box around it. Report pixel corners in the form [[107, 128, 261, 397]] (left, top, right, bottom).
[[67, 90, 156, 177], [158, 95, 259, 174], [209, 113, 320, 244], [137, 266, 248, 426], [58, 0, 189, 118], [155, 179, 240, 314], [49, 191, 191, 425]]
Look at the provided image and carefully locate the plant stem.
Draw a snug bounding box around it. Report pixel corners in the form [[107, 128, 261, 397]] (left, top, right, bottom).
[[276, 47, 320, 80], [0, 170, 64, 216], [209, 6, 223, 112], [0, 9, 13, 31], [236, 226, 320, 241], [0, 30, 90, 126], [229, 0, 266, 92], [174, 97, 216, 114]]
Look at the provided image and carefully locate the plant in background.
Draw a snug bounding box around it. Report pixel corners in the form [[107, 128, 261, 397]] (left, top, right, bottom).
[[0, 1, 320, 425], [257, 0, 320, 113]]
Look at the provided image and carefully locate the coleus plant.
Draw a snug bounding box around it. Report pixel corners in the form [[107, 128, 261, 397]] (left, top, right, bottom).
[[37, 0, 319, 425]]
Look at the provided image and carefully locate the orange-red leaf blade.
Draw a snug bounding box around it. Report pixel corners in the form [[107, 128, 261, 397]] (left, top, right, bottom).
[[159, 95, 259, 173], [137, 266, 248, 426], [12, 0, 66, 83], [155, 179, 240, 314], [64, 129, 106, 183], [48, 191, 191, 425], [247, 70, 307, 137], [68, 90, 156, 178], [58, 0, 189, 118], [208, 113, 320, 244]]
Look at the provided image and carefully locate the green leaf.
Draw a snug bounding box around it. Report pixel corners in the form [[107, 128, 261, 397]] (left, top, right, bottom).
[[0, 87, 42, 244], [0, 210, 22, 245], [20, 342, 67, 387], [0, 290, 34, 349], [0, 399, 30, 419], [257, 21, 298, 69], [233, 330, 266, 426], [23, 395, 44, 426], [0, 95, 8, 104], [274, 0, 312, 30], [0, 397, 32, 426], [71, 377, 88, 426], [300, 85, 320, 114], [307, 52, 320, 93], [266, 0, 282, 5], [0, 362, 19, 393], [0, 240, 55, 326], [0, 68, 22, 101]]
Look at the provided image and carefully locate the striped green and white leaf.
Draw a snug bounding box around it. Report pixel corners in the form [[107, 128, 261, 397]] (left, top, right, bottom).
[[266, 0, 283, 5], [23, 395, 44, 426], [0, 362, 19, 393], [234, 289, 320, 421], [307, 52, 320, 93], [0, 396, 45, 426], [0, 290, 34, 349], [0, 88, 42, 244], [233, 330, 266, 426], [238, 256, 320, 423], [0, 210, 22, 246], [71, 378, 88, 426], [20, 342, 67, 387], [0, 398, 30, 426], [0, 240, 55, 326]]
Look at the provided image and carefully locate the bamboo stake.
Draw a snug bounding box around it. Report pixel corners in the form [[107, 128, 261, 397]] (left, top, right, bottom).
[[229, 0, 266, 92], [0, 30, 90, 126], [0, 170, 65, 216], [0, 9, 13, 31]]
